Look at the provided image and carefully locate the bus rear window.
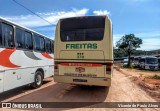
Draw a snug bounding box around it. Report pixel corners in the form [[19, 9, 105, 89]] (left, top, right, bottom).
[[60, 16, 105, 41]]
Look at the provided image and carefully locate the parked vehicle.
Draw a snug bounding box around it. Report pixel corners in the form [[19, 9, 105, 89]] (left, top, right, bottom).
[[130, 56, 135, 62], [139, 57, 159, 70], [133, 57, 141, 68], [54, 16, 113, 87], [158, 58, 160, 68], [123, 59, 128, 66], [0, 17, 54, 93]]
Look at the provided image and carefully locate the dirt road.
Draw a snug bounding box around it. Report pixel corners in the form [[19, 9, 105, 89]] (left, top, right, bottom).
[[0, 69, 159, 111]]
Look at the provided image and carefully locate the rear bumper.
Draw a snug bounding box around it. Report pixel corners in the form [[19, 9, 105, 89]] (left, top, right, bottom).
[[53, 75, 111, 86]]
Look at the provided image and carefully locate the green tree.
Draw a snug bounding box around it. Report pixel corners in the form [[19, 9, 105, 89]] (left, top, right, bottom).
[[116, 34, 142, 67]]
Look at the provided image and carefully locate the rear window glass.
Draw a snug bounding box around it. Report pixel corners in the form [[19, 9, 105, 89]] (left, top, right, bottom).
[[60, 16, 105, 41]]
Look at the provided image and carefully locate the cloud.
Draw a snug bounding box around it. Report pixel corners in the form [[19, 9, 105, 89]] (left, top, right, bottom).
[[2, 8, 89, 28], [113, 31, 160, 51], [138, 38, 160, 51], [93, 10, 110, 16], [136, 32, 160, 38]]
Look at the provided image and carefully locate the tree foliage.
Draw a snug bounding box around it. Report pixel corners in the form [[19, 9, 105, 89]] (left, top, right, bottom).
[[116, 34, 142, 67]]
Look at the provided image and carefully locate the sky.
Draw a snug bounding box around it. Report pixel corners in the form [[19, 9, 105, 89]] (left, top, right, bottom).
[[0, 0, 160, 51]]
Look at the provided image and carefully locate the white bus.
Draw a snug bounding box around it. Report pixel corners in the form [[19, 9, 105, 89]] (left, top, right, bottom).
[[54, 16, 113, 86], [0, 17, 54, 93], [139, 57, 159, 70]]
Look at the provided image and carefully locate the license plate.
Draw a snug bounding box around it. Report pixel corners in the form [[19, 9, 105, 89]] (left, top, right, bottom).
[[73, 79, 87, 82]]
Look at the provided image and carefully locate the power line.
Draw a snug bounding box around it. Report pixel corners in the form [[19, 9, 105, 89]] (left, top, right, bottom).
[[12, 0, 54, 26]]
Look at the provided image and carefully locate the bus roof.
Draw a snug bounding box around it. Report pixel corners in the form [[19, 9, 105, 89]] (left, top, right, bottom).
[[0, 17, 53, 40], [59, 15, 111, 22]]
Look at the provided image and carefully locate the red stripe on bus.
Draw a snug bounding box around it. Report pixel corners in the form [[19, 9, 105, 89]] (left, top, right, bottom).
[[60, 63, 102, 67], [41, 52, 53, 59], [0, 48, 20, 68]]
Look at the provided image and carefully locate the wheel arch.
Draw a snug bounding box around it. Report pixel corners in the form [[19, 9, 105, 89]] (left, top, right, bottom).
[[36, 68, 44, 79]]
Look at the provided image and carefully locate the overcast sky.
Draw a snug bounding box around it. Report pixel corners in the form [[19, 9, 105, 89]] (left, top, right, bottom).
[[0, 0, 160, 51]]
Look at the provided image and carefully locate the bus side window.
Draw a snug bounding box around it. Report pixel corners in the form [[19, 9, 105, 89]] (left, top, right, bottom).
[[50, 40, 54, 53], [16, 28, 25, 49], [45, 39, 51, 53], [1, 23, 14, 48], [0, 23, 2, 46], [34, 35, 45, 52], [24, 31, 33, 50]]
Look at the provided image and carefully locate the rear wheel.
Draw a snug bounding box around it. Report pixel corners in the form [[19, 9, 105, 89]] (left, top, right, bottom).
[[31, 71, 43, 88]]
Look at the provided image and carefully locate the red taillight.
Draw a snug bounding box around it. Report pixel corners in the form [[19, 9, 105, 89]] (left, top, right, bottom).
[[54, 62, 59, 72], [106, 63, 112, 74]]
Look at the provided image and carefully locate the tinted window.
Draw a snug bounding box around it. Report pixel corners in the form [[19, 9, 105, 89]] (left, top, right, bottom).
[[1, 23, 14, 47], [135, 58, 139, 61], [61, 28, 104, 41], [146, 58, 158, 64], [24, 31, 33, 50], [60, 16, 105, 41], [34, 34, 45, 51], [16, 28, 25, 48], [16, 28, 33, 50], [45, 39, 51, 53], [51, 40, 54, 53], [139, 58, 145, 63], [0, 23, 2, 46]]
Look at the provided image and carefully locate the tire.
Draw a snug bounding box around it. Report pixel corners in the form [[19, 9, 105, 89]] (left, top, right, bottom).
[[31, 71, 43, 88]]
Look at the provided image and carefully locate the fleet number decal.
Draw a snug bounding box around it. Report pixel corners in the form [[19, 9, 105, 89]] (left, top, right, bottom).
[[66, 43, 97, 49]]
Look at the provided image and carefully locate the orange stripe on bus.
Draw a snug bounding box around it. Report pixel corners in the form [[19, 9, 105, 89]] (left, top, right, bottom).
[[60, 63, 102, 67], [0, 48, 20, 68], [41, 52, 53, 59]]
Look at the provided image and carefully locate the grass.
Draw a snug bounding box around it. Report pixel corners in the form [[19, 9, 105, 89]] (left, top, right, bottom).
[[149, 75, 160, 80], [135, 68, 160, 73], [114, 63, 160, 72], [119, 64, 134, 69]]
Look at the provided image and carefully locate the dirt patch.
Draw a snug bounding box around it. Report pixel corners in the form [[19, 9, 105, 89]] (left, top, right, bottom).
[[138, 78, 160, 101], [144, 78, 160, 86], [114, 67, 160, 102]]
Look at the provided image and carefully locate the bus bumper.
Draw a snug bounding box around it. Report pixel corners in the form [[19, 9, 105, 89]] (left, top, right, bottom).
[[53, 75, 111, 86]]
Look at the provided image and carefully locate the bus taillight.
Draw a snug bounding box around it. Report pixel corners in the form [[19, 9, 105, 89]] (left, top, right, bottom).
[[54, 62, 59, 73], [106, 63, 112, 74]]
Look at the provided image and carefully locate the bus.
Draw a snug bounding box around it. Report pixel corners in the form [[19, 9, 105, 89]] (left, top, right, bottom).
[[139, 56, 159, 70], [54, 16, 113, 86], [0, 17, 54, 93]]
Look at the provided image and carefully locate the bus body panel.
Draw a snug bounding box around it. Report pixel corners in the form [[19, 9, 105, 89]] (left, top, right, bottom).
[[55, 17, 113, 61], [0, 49, 54, 92], [58, 62, 105, 77], [54, 75, 111, 86], [0, 71, 3, 93], [54, 16, 112, 86], [0, 48, 54, 92], [59, 50, 105, 60]]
